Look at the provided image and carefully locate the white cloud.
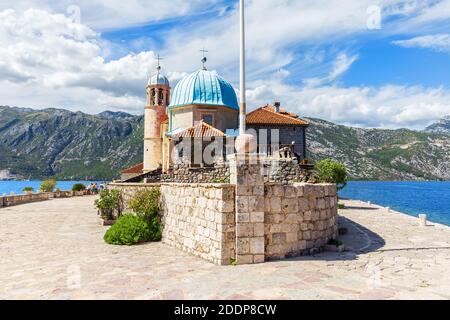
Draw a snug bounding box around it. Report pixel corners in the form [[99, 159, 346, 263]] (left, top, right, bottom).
[[247, 78, 450, 129], [303, 53, 358, 87], [0, 0, 222, 30], [1, 2, 450, 128], [393, 34, 450, 53], [0, 9, 158, 112]]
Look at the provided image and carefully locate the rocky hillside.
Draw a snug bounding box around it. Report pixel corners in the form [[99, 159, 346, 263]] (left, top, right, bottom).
[[425, 116, 450, 134], [0, 106, 143, 180], [1, 106, 449, 180], [306, 118, 450, 180]]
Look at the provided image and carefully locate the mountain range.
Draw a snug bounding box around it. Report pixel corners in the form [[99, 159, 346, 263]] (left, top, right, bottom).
[[0, 105, 449, 181]]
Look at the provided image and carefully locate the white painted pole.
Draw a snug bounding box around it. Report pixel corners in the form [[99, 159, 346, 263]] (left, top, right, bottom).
[[239, 0, 246, 135]]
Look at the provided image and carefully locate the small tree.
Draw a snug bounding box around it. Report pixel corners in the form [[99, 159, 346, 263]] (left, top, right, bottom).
[[39, 179, 57, 192], [316, 159, 348, 191]]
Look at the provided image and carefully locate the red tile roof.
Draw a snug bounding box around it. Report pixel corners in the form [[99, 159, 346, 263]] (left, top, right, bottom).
[[121, 162, 143, 174], [171, 121, 225, 138], [246, 105, 309, 126]]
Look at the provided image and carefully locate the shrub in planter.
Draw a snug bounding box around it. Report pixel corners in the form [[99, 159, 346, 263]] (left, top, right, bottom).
[[72, 183, 86, 192], [22, 187, 34, 194], [95, 189, 122, 220], [104, 214, 159, 245], [39, 179, 57, 192]]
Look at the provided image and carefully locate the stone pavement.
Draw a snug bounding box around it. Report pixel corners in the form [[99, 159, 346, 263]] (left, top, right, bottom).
[[0, 196, 449, 300]]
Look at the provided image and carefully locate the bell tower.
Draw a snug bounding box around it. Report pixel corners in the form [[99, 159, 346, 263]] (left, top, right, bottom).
[[143, 56, 170, 173]]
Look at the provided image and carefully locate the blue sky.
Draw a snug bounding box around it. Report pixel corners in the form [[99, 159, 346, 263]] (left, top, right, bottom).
[[0, 0, 450, 129]]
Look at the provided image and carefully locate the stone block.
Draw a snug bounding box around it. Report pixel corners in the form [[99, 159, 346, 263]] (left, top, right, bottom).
[[237, 238, 250, 254], [303, 210, 312, 221], [296, 186, 304, 197], [248, 196, 264, 212], [270, 197, 282, 213], [284, 186, 297, 198], [302, 230, 311, 240], [237, 212, 250, 223], [285, 213, 299, 224], [236, 224, 253, 237], [253, 255, 265, 263], [236, 196, 249, 213], [219, 200, 235, 213], [253, 223, 265, 237], [269, 224, 282, 234], [236, 185, 252, 196], [236, 254, 253, 265], [298, 198, 309, 211], [264, 197, 271, 212], [286, 232, 298, 243], [272, 233, 286, 245], [282, 198, 298, 213], [250, 212, 265, 223], [250, 237, 265, 254], [273, 185, 284, 197], [317, 198, 326, 210], [253, 186, 265, 196]]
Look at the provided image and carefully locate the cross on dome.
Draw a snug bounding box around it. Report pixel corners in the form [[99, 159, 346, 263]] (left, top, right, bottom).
[[200, 48, 208, 70]]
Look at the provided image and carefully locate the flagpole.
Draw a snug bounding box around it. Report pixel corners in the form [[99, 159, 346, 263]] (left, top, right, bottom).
[[239, 0, 246, 135]]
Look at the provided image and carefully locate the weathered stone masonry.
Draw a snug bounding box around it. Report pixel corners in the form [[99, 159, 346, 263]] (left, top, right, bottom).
[[111, 165, 337, 265]]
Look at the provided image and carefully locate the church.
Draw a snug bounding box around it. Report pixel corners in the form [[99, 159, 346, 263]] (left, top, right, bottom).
[[121, 57, 310, 182]]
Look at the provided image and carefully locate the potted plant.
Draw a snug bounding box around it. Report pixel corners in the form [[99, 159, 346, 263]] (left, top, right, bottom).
[[94, 189, 122, 226], [22, 187, 34, 195], [72, 183, 86, 196]]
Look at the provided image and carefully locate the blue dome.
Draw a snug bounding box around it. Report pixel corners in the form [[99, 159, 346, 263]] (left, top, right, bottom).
[[168, 70, 239, 111], [149, 73, 169, 86]]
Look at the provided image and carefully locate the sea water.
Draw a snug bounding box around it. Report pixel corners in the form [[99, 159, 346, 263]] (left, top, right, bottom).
[[339, 181, 450, 226], [0, 180, 104, 196]]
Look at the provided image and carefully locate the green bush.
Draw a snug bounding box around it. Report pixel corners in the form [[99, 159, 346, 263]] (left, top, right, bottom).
[[22, 187, 34, 193], [104, 214, 159, 245], [72, 183, 86, 192], [316, 159, 348, 191], [128, 188, 162, 240], [39, 179, 57, 192], [95, 189, 122, 220]]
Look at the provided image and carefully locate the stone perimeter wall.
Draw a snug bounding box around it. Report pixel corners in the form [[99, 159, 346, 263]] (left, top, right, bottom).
[[0, 191, 87, 208], [161, 164, 230, 183], [110, 180, 337, 265], [110, 183, 236, 265], [264, 183, 338, 260], [160, 184, 235, 265], [151, 160, 315, 185]]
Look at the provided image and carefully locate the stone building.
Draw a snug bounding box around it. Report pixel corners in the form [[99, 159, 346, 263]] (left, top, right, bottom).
[[120, 57, 310, 181], [114, 56, 339, 266], [246, 103, 309, 160]]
